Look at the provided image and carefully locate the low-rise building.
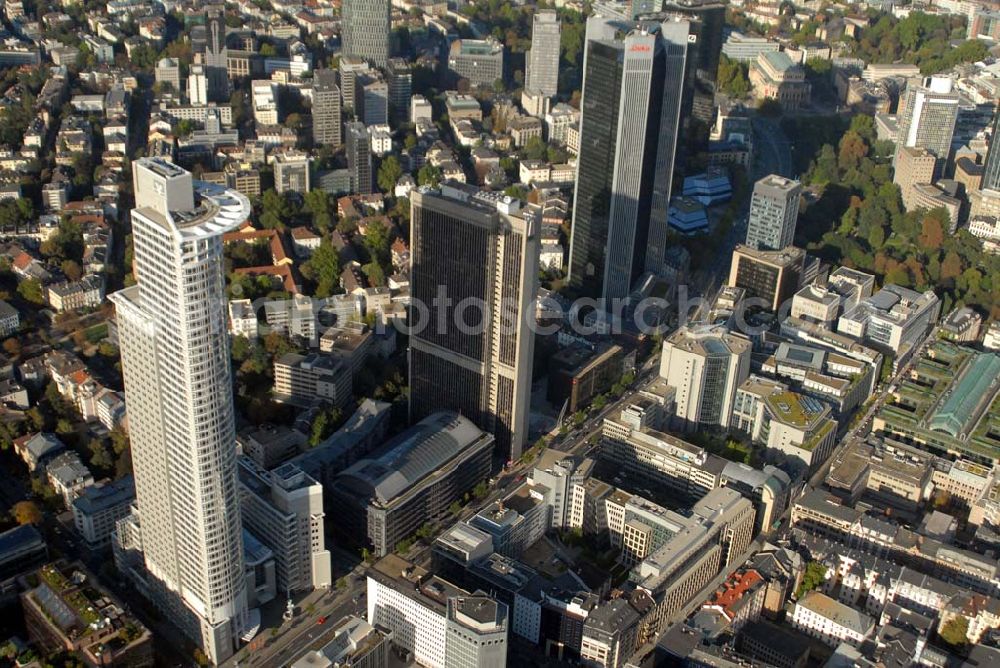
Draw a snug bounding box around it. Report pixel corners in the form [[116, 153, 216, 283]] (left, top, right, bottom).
[[273, 352, 351, 408], [791, 590, 875, 647], [71, 475, 135, 549], [46, 451, 94, 507]]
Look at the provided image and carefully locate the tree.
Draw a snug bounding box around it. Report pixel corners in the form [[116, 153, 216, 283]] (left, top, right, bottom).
[[60, 259, 82, 282], [717, 54, 750, 97], [795, 561, 827, 598], [417, 164, 441, 187], [3, 338, 20, 357], [362, 262, 385, 287], [523, 136, 548, 161], [918, 214, 944, 250], [12, 500, 42, 525], [473, 481, 489, 500], [377, 155, 404, 193], [302, 240, 341, 298], [17, 279, 44, 305], [449, 500, 462, 515], [939, 615, 969, 648]]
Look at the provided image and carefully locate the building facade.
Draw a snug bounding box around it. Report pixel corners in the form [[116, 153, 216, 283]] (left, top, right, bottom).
[[110, 159, 251, 664]]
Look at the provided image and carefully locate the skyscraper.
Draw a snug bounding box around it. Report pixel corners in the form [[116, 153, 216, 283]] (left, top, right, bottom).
[[204, 11, 229, 102], [660, 324, 751, 431], [409, 183, 538, 462], [110, 159, 253, 664], [525, 11, 561, 99], [981, 111, 1000, 192], [745, 174, 801, 251], [568, 17, 688, 303], [345, 122, 373, 195], [662, 0, 727, 125], [387, 58, 413, 122], [896, 76, 959, 164], [312, 69, 342, 147], [341, 0, 390, 67]]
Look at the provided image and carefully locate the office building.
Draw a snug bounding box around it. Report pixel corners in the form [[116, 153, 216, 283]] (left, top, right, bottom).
[[109, 159, 252, 664], [662, 0, 727, 126], [332, 413, 494, 556], [155, 57, 181, 91], [367, 555, 508, 668], [601, 406, 726, 502], [188, 63, 208, 105], [547, 343, 625, 413], [409, 184, 538, 462], [745, 174, 801, 251], [569, 18, 688, 301], [448, 39, 505, 87], [838, 284, 941, 355], [894, 146, 936, 211], [346, 122, 373, 195], [312, 69, 342, 148], [525, 11, 561, 99], [660, 325, 751, 431], [731, 376, 837, 474], [362, 79, 389, 126], [237, 458, 331, 593], [273, 150, 311, 194], [387, 58, 413, 121], [290, 616, 392, 668], [341, 0, 390, 67], [896, 76, 959, 163], [728, 244, 805, 312], [273, 352, 352, 409]]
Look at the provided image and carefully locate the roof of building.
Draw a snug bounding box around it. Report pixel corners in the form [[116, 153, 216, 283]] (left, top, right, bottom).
[[796, 591, 874, 635], [71, 475, 134, 516], [336, 412, 491, 504]]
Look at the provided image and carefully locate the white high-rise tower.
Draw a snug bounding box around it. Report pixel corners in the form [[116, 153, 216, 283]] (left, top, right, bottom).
[[111, 158, 254, 664]]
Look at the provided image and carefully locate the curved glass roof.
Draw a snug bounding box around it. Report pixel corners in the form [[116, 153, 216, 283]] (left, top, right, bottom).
[[929, 352, 1000, 438]]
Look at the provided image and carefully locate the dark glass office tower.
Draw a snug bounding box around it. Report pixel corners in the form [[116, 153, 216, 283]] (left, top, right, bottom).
[[409, 185, 538, 463], [568, 17, 689, 303], [982, 111, 1000, 192]]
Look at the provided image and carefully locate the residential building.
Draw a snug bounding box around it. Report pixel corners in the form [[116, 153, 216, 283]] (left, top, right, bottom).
[[341, 0, 390, 67], [46, 451, 93, 507], [728, 244, 805, 312], [660, 325, 751, 431], [71, 475, 135, 549], [229, 299, 258, 338], [237, 458, 331, 592], [409, 184, 538, 462], [0, 299, 18, 336], [525, 12, 560, 99], [312, 69, 342, 148], [155, 57, 181, 90], [14, 432, 65, 472], [331, 412, 494, 556], [448, 39, 505, 87], [46, 275, 105, 312], [569, 17, 688, 301], [745, 174, 801, 251], [21, 562, 153, 666], [109, 159, 252, 664]]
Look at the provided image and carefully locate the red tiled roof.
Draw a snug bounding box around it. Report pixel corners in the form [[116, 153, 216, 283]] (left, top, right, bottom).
[[707, 570, 763, 619]]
